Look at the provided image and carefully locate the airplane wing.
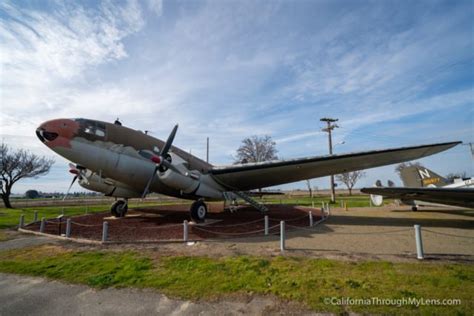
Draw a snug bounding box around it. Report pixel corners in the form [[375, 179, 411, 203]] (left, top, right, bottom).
[[360, 187, 474, 209], [210, 141, 460, 191]]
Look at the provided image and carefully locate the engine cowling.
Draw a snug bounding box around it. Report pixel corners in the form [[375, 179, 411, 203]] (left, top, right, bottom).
[[159, 169, 223, 199], [78, 173, 141, 198]]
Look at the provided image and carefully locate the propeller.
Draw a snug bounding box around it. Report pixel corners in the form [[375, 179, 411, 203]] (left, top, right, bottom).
[[63, 164, 81, 201], [139, 124, 182, 198]]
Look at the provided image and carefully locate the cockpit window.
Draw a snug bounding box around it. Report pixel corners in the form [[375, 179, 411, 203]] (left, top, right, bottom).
[[75, 118, 106, 139]]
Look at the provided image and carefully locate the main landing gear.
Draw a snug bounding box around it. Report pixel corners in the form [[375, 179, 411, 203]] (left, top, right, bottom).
[[411, 206, 418, 212], [190, 200, 207, 223], [111, 199, 128, 217]]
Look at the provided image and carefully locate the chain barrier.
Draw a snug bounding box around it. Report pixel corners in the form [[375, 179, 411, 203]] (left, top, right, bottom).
[[422, 228, 474, 239]]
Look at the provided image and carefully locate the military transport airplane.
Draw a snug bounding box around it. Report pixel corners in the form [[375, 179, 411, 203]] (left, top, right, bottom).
[[36, 118, 461, 222], [361, 165, 474, 211]]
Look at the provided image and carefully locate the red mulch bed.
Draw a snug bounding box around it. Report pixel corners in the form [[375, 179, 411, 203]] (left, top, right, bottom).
[[23, 204, 323, 242]]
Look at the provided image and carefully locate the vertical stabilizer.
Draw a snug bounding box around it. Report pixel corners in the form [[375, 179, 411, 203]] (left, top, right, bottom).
[[400, 166, 449, 188]]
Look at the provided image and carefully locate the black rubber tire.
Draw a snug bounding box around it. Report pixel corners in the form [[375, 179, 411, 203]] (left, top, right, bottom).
[[411, 206, 418, 212], [190, 200, 207, 223], [111, 200, 128, 217]]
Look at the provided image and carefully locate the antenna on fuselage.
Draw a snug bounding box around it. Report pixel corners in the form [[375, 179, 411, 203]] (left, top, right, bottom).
[[114, 118, 122, 126]]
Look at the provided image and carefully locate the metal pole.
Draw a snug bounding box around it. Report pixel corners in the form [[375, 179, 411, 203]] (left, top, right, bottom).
[[280, 221, 285, 253], [19, 215, 24, 228], [34, 211, 38, 222], [183, 220, 189, 242], [309, 211, 313, 227], [264, 216, 269, 235], [102, 221, 109, 242], [414, 225, 424, 260], [40, 218, 45, 233], [66, 218, 71, 238], [320, 118, 339, 203], [206, 137, 209, 163]]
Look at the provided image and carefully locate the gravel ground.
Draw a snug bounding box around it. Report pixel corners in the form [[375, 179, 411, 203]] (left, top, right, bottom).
[[21, 204, 322, 242]]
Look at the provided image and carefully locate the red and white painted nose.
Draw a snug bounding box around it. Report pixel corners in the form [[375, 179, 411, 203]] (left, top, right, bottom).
[[36, 119, 79, 148]]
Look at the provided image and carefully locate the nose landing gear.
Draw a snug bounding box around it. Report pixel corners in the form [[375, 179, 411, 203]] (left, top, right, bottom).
[[190, 200, 207, 223], [111, 199, 128, 217]]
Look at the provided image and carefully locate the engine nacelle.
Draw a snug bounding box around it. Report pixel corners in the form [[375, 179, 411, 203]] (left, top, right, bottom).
[[78, 174, 141, 198], [159, 170, 223, 199]]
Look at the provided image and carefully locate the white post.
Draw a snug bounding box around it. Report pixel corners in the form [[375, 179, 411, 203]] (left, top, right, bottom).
[[369, 197, 372, 207], [40, 217, 45, 233], [414, 225, 424, 260], [19, 215, 25, 228], [309, 211, 313, 227], [102, 221, 109, 242], [183, 220, 189, 242], [280, 221, 285, 253], [33, 211, 38, 222], [312, 200, 315, 208], [264, 216, 269, 235], [66, 218, 71, 238], [340, 200, 343, 208]]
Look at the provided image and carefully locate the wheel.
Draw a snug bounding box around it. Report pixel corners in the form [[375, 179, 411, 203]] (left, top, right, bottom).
[[411, 206, 418, 212], [190, 200, 207, 223], [111, 200, 128, 217]]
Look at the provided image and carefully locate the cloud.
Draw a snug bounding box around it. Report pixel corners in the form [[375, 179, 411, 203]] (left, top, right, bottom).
[[1, 0, 472, 193]]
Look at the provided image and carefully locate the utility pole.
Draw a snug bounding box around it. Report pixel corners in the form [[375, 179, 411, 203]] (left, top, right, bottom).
[[320, 117, 339, 203], [206, 137, 209, 163]]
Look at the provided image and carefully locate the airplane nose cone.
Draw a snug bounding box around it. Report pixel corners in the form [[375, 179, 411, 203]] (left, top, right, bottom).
[[36, 119, 79, 148]]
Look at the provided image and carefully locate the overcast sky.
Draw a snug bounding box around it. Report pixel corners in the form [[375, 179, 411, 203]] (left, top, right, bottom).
[[1, 0, 473, 194]]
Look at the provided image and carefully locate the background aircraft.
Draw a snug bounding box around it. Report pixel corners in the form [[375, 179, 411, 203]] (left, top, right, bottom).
[[362, 165, 474, 211], [36, 118, 460, 221]]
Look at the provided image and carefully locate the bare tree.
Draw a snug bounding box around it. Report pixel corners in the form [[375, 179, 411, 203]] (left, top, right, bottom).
[[0, 143, 54, 208], [235, 135, 278, 164], [336, 171, 366, 195]]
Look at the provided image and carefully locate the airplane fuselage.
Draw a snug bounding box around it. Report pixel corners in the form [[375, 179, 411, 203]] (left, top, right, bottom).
[[36, 118, 224, 200]]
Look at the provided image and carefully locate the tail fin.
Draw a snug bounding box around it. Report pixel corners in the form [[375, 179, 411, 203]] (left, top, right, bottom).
[[399, 166, 449, 188]]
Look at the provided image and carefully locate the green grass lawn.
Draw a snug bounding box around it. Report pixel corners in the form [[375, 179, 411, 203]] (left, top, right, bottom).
[[0, 246, 472, 314], [262, 194, 393, 208]]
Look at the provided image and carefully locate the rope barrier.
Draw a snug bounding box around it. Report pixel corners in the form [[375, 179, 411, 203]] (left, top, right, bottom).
[[317, 228, 412, 235], [267, 213, 311, 222], [206, 218, 264, 228], [70, 221, 104, 227], [192, 224, 280, 236], [112, 223, 184, 230], [422, 229, 474, 239]]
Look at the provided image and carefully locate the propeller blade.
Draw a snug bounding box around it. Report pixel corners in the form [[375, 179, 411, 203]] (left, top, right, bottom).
[[141, 166, 158, 198], [161, 124, 178, 156], [63, 175, 78, 201]]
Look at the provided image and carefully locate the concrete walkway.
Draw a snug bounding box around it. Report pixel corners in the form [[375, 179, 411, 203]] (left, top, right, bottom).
[[0, 273, 310, 316]]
